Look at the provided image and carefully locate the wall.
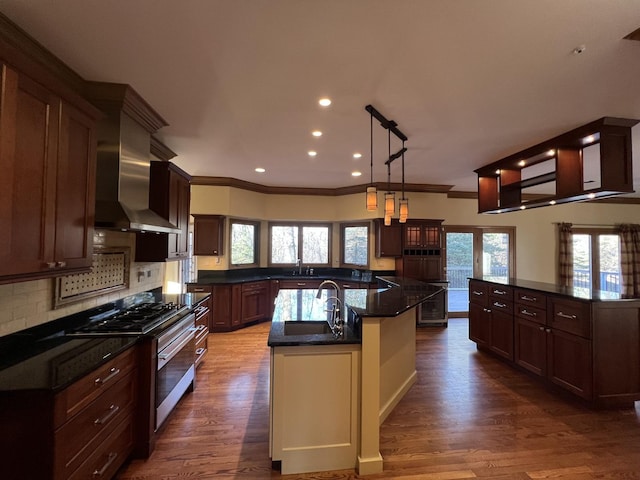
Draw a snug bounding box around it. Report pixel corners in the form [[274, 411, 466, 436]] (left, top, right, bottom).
[[191, 184, 640, 283], [0, 230, 164, 338]]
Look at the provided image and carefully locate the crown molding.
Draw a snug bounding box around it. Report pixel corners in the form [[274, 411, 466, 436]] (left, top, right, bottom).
[[191, 177, 454, 196], [150, 136, 177, 161]]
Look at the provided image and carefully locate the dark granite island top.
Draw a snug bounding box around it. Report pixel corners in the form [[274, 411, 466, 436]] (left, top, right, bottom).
[[267, 277, 445, 347], [469, 276, 632, 301]]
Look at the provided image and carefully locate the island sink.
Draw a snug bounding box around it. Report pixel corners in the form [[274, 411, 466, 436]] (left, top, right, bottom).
[[283, 320, 332, 336]]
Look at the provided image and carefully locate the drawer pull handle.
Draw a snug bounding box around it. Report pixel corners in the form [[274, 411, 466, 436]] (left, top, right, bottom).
[[557, 311, 577, 320], [297, 282, 306, 286], [521, 309, 537, 317], [493, 302, 507, 308], [93, 452, 118, 477], [472, 291, 483, 296], [193, 288, 205, 292], [539, 326, 545, 331], [493, 289, 507, 295], [483, 308, 492, 313], [95, 367, 120, 386], [546, 328, 552, 333], [521, 295, 537, 302], [196, 347, 206, 355], [195, 324, 206, 331], [94, 404, 120, 426]]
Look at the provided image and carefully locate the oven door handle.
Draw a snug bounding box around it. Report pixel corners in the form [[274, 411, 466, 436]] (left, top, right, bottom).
[[157, 328, 195, 370]]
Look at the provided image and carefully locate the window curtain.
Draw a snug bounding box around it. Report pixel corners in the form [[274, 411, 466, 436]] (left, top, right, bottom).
[[557, 222, 573, 288], [618, 223, 640, 298]]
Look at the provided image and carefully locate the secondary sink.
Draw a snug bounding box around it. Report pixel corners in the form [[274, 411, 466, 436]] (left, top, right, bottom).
[[283, 321, 333, 336]]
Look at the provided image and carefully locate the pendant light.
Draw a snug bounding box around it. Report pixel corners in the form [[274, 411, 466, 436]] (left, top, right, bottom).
[[399, 141, 409, 223], [366, 111, 378, 210], [384, 129, 395, 217]]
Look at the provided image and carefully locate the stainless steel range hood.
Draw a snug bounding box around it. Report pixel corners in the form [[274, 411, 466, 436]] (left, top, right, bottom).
[[92, 91, 180, 234]]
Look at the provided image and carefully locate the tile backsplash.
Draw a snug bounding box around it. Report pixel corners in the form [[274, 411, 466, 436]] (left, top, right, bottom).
[[0, 230, 165, 337]]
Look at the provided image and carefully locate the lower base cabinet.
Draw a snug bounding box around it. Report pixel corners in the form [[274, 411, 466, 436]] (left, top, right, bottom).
[[471, 278, 640, 408], [194, 299, 210, 367], [0, 345, 137, 479]]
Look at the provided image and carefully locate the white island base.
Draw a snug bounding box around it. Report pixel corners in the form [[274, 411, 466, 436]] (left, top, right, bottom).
[[270, 307, 417, 475]]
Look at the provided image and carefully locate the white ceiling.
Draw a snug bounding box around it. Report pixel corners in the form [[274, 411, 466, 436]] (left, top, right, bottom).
[[2, 0, 640, 193]]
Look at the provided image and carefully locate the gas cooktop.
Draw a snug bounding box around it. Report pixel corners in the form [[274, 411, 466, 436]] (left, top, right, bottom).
[[68, 302, 188, 335]]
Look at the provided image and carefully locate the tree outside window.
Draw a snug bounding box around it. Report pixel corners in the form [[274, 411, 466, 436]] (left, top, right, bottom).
[[341, 223, 369, 267], [269, 223, 331, 266], [230, 220, 259, 267]]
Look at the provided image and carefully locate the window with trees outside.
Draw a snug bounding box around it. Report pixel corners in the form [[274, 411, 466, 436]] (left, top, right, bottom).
[[230, 219, 260, 268], [269, 222, 331, 266], [572, 228, 621, 292], [341, 222, 369, 267]]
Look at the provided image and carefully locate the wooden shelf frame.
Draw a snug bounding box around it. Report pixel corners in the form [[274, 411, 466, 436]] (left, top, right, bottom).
[[475, 117, 639, 213]]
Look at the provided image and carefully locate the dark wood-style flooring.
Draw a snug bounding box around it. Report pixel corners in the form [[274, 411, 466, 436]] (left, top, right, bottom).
[[116, 319, 640, 479]]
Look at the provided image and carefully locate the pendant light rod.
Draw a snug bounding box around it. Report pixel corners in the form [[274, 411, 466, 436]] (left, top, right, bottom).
[[364, 104, 408, 142], [384, 147, 408, 166], [401, 141, 406, 198]]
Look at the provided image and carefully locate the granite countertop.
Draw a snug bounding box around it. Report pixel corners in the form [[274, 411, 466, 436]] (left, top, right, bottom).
[[268, 277, 445, 347], [470, 276, 635, 302], [0, 290, 210, 393], [188, 268, 393, 286]]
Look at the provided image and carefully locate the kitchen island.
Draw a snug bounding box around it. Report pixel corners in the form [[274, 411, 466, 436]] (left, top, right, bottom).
[[268, 278, 444, 475]]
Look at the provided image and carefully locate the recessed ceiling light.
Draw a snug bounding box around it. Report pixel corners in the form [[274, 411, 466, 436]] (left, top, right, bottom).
[[319, 98, 331, 107], [584, 135, 596, 143], [353, 153, 362, 159], [495, 169, 501, 175], [312, 130, 322, 137], [547, 149, 555, 156], [255, 167, 265, 173], [352, 171, 362, 177], [518, 160, 526, 167], [308, 151, 317, 157]]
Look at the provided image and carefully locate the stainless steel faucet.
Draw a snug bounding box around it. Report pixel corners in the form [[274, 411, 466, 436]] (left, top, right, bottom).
[[316, 280, 343, 336]]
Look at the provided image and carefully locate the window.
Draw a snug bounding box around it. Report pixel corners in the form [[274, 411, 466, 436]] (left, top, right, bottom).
[[444, 226, 515, 316], [572, 229, 621, 292], [269, 222, 331, 266], [341, 222, 369, 267], [230, 219, 260, 268]]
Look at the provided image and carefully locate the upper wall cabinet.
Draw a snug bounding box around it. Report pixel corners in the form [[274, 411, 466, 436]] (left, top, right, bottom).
[[193, 215, 225, 256], [0, 16, 101, 283], [475, 117, 639, 213], [135, 157, 192, 262]]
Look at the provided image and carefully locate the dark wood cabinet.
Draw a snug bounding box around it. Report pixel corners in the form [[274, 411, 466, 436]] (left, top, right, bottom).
[[475, 117, 638, 213], [0, 346, 137, 479], [472, 278, 640, 408], [395, 219, 444, 281], [136, 161, 191, 261], [193, 298, 210, 368], [241, 281, 270, 324], [193, 214, 225, 256], [374, 218, 402, 257], [0, 63, 97, 282]]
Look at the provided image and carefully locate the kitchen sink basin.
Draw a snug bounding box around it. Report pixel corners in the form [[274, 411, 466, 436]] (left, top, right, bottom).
[[283, 321, 333, 335]]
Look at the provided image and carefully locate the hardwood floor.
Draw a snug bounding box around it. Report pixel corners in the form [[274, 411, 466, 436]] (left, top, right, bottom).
[[116, 319, 640, 479]]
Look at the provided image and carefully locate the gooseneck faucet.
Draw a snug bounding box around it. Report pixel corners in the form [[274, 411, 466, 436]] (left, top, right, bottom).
[[316, 280, 343, 336]]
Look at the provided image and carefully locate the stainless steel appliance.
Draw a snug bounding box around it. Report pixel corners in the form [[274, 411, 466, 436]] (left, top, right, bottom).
[[417, 281, 448, 327], [155, 311, 195, 428]]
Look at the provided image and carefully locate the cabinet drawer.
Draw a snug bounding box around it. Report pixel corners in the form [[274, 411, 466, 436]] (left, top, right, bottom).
[[194, 323, 208, 344], [489, 285, 513, 299], [489, 297, 513, 314], [67, 412, 134, 480], [55, 371, 135, 478], [195, 333, 208, 367], [187, 284, 212, 294], [195, 307, 209, 326], [515, 303, 546, 323], [242, 281, 267, 292], [279, 279, 322, 289], [56, 346, 136, 426], [469, 281, 489, 306], [550, 298, 591, 338], [515, 288, 547, 309]]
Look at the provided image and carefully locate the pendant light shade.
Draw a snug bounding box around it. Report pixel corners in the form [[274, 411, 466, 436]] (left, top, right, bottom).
[[384, 192, 395, 216], [366, 186, 378, 211], [399, 198, 409, 223], [384, 212, 392, 226]]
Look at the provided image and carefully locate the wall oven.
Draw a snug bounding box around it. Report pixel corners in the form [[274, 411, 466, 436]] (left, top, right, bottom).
[[155, 312, 196, 429]]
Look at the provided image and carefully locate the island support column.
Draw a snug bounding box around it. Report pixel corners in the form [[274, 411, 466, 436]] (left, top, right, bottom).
[[358, 308, 417, 475]]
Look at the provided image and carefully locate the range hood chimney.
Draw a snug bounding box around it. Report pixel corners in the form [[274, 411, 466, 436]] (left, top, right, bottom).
[[87, 82, 181, 234]]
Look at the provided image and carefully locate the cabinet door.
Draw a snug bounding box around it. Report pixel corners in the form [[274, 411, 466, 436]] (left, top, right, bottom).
[[0, 65, 60, 277], [374, 219, 402, 257], [193, 215, 224, 256], [212, 285, 232, 330], [469, 302, 491, 347], [547, 328, 593, 400], [514, 317, 546, 376], [489, 308, 514, 360], [404, 224, 423, 248], [402, 256, 424, 279], [422, 257, 443, 280], [55, 101, 96, 270]]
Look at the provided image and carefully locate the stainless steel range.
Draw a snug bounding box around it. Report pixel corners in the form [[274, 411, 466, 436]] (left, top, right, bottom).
[[67, 299, 196, 433]]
